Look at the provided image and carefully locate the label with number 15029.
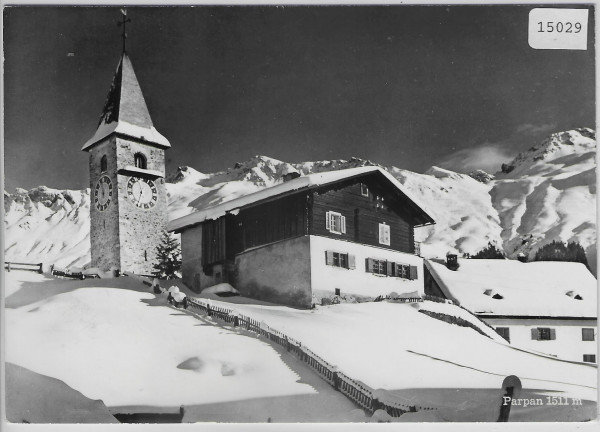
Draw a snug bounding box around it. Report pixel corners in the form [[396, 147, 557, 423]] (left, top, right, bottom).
[[528, 8, 588, 50]]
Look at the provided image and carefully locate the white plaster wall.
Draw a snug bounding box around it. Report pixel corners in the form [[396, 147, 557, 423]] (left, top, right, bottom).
[[235, 236, 312, 308], [309, 235, 424, 299], [484, 318, 597, 363]]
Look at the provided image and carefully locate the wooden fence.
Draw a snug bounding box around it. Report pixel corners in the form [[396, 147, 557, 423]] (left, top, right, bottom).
[[4, 262, 43, 273], [186, 297, 436, 417]]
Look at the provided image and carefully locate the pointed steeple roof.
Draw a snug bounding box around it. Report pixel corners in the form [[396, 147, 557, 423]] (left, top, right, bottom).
[[82, 53, 170, 151]]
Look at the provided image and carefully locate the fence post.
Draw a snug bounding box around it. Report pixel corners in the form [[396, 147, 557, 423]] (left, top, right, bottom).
[[7, 262, 10, 272], [207, 304, 212, 316], [38, 263, 43, 274], [234, 316, 239, 327], [332, 369, 340, 390]]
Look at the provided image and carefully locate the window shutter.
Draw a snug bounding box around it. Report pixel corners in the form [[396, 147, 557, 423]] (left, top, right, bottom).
[[325, 251, 334, 266], [378, 224, 384, 244], [325, 212, 331, 230], [409, 265, 418, 280], [366, 258, 374, 272], [531, 328, 539, 340], [348, 254, 356, 269], [341, 216, 347, 234], [550, 329, 556, 340], [386, 261, 394, 276]]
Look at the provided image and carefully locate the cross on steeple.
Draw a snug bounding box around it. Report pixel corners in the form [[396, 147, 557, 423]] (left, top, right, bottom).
[[118, 8, 131, 54]]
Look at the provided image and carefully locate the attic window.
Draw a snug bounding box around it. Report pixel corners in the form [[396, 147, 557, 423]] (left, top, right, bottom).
[[360, 183, 369, 197], [483, 289, 503, 299], [134, 153, 147, 169], [100, 155, 108, 172]]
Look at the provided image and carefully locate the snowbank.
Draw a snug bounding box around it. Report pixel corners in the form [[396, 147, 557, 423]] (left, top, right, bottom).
[[201, 283, 240, 295], [5, 362, 118, 423], [5, 272, 315, 407]]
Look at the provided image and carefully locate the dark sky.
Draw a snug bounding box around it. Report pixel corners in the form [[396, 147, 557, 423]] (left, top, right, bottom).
[[3, 5, 595, 191]]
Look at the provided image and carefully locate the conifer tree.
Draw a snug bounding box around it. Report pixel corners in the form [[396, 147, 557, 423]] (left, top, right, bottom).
[[152, 231, 182, 279], [533, 240, 589, 270], [471, 242, 505, 259]]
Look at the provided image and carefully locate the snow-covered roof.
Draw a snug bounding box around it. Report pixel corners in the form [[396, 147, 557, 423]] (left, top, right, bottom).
[[168, 166, 435, 232], [425, 259, 597, 318], [82, 54, 170, 151]]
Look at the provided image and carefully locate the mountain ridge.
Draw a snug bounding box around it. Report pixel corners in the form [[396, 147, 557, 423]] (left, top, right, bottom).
[[4, 128, 596, 273]]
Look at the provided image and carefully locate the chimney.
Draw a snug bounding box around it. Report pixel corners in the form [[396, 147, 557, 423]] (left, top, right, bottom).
[[446, 252, 459, 271], [282, 171, 301, 182], [281, 165, 301, 182]]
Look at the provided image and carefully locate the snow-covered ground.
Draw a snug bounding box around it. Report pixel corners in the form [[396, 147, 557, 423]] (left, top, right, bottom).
[[200, 297, 596, 404], [4, 271, 597, 423], [4, 272, 316, 408]]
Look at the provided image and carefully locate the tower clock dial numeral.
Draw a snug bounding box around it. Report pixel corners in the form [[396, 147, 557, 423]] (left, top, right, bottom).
[[94, 175, 113, 211], [127, 176, 158, 210]]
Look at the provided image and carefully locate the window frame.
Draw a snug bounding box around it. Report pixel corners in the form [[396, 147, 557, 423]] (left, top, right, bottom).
[[583, 354, 596, 363], [326, 211, 346, 235], [325, 250, 355, 269], [532, 327, 556, 341], [378, 223, 391, 246], [582, 328, 595, 341], [360, 183, 369, 197], [134, 152, 147, 169], [496, 327, 510, 342]]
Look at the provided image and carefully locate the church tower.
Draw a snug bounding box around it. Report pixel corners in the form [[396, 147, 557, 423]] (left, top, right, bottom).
[[82, 52, 170, 275]]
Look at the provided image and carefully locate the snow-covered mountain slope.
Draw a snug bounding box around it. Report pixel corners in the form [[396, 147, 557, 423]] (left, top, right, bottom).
[[4, 187, 91, 268], [4, 128, 596, 273], [491, 128, 596, 268]]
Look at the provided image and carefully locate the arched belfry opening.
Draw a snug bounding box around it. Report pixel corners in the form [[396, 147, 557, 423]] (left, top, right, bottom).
[[134, 153, 147, 169]]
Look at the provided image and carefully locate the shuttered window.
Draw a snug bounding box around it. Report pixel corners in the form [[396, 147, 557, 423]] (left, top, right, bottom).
[[378, 223, 391, 245], [325, 251, 355, 269], [365, 259, 418, 280], [531, 328, 556, 341], [325, 211, 346, 235]]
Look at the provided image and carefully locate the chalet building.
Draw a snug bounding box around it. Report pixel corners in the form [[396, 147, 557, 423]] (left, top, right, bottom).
[[168, 166, 435, 308], [424, 258, 598, 364]]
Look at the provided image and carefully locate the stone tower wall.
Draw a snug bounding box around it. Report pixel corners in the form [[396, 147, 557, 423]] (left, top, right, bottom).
[[115, 137, 167, 275], [88, 137, 121, 270]]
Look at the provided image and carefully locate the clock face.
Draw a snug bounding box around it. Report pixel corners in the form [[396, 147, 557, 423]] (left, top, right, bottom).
[[94, 176, 113, 211], [127, 177, 158, 210]]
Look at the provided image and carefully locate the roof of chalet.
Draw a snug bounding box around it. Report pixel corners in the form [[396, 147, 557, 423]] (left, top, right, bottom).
[[168, 166, 436, 232], [425, 258, 597, 318], [82, 53, 170, 151]]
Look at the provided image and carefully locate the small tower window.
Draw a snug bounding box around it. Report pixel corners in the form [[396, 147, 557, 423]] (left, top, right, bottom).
[[134, 153, 147, 169], [100, 155, 108, 172]]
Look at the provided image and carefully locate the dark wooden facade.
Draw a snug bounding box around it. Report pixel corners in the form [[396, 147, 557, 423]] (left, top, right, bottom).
[[200, 172, 431, 267], [309, 177, 416, 253]]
